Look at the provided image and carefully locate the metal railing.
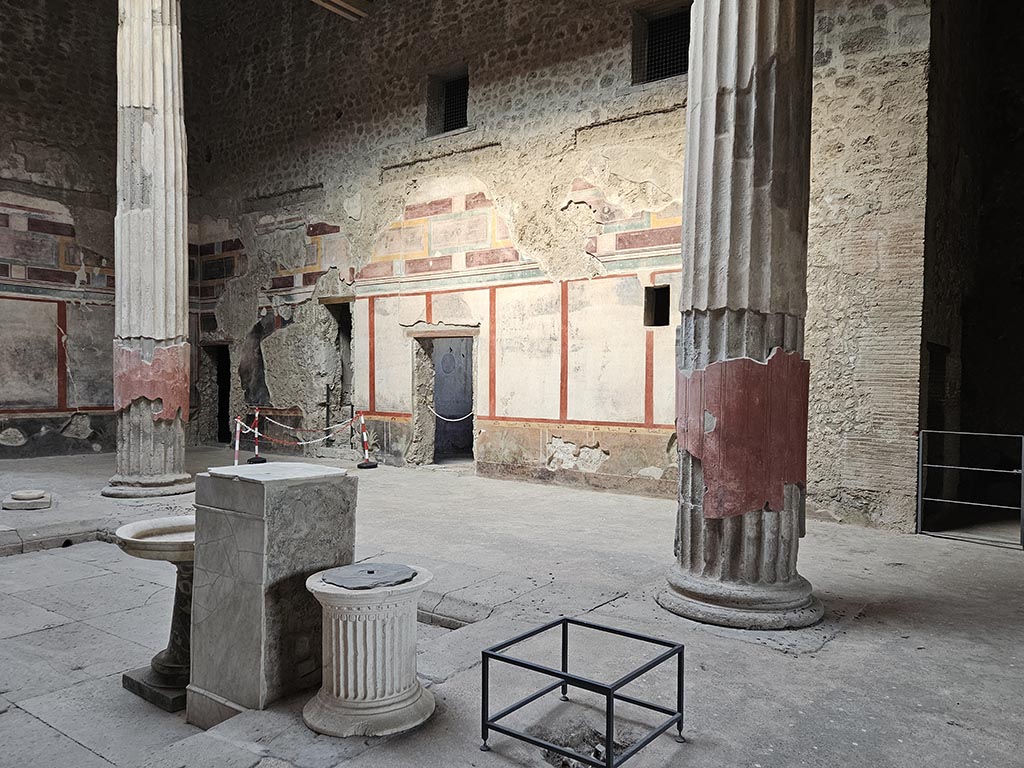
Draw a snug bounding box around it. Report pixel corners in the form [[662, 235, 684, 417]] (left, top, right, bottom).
[[917, 430, 1024, 550]]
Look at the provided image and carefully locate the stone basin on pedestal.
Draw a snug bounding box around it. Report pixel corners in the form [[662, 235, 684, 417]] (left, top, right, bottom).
[[114, 514, 195, 712]]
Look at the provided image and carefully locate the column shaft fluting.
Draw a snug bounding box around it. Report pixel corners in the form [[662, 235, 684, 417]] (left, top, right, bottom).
[[657, 0, 823, 629], [304, 569, 436, 738], [105, 0, 192, 497]]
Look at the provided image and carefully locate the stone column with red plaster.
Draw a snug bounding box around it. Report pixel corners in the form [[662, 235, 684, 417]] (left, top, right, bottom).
[[103, 0, 193, 498], [656, 0, 823, 628]]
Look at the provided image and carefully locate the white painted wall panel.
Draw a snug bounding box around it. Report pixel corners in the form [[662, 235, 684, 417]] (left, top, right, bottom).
[[566, 277, 644, 423], [494, 283, 560, 419]]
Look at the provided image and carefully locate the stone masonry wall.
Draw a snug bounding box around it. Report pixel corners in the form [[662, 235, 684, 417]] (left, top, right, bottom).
[[0, 0, 119, 456], [180, 0, 690, 481], [806, 0, 931, 531], [174, 0, 933, 527]]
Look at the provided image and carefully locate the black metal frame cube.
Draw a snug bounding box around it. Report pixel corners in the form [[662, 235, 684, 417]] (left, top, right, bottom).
[[480, 617, 685, 768]]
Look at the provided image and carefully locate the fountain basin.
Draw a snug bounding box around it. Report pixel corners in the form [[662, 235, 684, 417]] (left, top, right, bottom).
[[114, 513, 196, 710], [115, 514, 195, 562]]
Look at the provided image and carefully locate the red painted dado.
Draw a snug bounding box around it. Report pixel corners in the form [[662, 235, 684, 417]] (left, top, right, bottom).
[[405, 255, 451, 274], [356, 261, 394, 280], [113, 342, 191, 422], [465, 246, 519, 268], [404, 198, 453, 220], [615, 226, 681, 251], [676, 349, 810, 519], [465, 192, 493, 210], [27, 218, 75, 237], [306, 222, 340, 237]]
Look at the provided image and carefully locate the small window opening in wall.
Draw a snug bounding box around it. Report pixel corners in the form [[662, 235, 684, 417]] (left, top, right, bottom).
[[427, 69, 469, 136], [644, 285, 671, 327], [633, 3, 691, 85]]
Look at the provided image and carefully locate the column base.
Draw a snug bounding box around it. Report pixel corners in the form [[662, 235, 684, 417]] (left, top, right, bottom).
[[186, 685, 246, 730], [102, 476, 195, 498], [303, 682, 435, 738], [657, 563, 823, 630], [123, 666, 186, 712]]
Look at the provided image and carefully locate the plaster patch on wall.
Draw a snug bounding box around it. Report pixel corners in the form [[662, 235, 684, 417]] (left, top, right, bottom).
[[60, 413, 93, 440], [565, 147, 683, 221], [677, 350, 810, 519], [0, 427, 27, 447], [636, 466, 665, 479], [113, 342, 191, 422], [546, 436, 610, 473]]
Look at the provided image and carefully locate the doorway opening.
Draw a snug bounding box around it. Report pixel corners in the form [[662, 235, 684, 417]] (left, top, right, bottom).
[[209, 345, 232, 443], [324, 301, 355, 442], [432, 337, 474, 462], [919, 1, 1024, 548], [408, 331, 477, 466]]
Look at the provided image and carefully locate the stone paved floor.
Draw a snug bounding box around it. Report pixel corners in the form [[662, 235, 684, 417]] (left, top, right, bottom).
[[0, 451, 1021, 767]]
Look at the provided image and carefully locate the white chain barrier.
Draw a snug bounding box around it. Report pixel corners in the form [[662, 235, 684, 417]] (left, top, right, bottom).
[[263, 414, 357, 434], [427, 405, 474, 423], [235, 416, 357, 447]]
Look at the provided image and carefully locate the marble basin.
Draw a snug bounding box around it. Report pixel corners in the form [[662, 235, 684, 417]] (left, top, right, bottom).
[[115, 514, 195, 562], [113, 514, 196, 711]]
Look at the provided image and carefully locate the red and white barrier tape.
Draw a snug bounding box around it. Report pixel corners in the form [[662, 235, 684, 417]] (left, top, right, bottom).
[[359, 413, 373, 463], [235, 418, 355, 447]]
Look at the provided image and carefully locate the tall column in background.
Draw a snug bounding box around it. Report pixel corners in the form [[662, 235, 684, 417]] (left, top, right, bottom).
[[657, 0, 822, 628], [104, 0, 193, 497]]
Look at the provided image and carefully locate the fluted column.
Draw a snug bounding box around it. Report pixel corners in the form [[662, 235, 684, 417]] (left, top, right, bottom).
[[657, 0, 823, 629], [104, 0, 193, 497], [303, 567, 435, 737]]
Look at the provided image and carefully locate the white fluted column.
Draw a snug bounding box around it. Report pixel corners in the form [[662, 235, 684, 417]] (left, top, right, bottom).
[[657, 0, 823, 629], [104, 0, 193, 497], [304, 567, 435, 737]]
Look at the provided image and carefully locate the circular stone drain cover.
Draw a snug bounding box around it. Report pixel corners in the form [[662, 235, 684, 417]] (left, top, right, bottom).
[[322, 563, 417, 590], [11, 489, 46, 501]]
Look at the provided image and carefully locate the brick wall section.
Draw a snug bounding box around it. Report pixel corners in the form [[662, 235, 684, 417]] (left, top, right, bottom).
[[806, 0, 932, 530]]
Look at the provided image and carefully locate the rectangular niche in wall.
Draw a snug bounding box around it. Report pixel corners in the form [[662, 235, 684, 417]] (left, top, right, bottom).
[[644, 285, 671, 327], [427, 68, 469, 136], [633, 2, 692, 85]]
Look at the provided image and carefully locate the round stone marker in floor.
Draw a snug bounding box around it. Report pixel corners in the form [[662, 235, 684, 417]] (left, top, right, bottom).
[[2, 490, 51, 510]]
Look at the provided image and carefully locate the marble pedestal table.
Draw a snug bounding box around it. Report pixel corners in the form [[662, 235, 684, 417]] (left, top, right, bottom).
[[188, 463, 357, 729], [114, 514, 195, 712], [304, 563, 435, 737]]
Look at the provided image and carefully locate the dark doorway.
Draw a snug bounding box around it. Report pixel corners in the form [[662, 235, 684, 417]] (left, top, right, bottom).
[[432, 337, 474, 460], [325, 301, 354, 402], [920, 1, 1024, 547], [213, 346, 232, 443]]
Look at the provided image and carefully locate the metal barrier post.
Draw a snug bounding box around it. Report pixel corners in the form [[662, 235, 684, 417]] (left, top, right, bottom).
[[916, 430, 926, 534], [917, 429, 1024, 550]]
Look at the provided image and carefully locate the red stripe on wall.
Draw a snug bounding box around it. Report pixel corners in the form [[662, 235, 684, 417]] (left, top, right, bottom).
[[362, 278, 549, 301], [0, 407, 112, 415], [425, 293, 433, 324], [559, 281, 569, 421], [360, 412, 674, 430], [649, 268, 681, 284], [478, 415, 675, 430], [644, 330, 655, 426], [367, 296, 376, 412], [56, 301, 67, 409], [488, 287, 496, 416]]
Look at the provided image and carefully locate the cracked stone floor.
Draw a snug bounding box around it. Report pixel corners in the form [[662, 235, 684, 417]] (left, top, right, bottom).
[[0, 448, 1021, 767]]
